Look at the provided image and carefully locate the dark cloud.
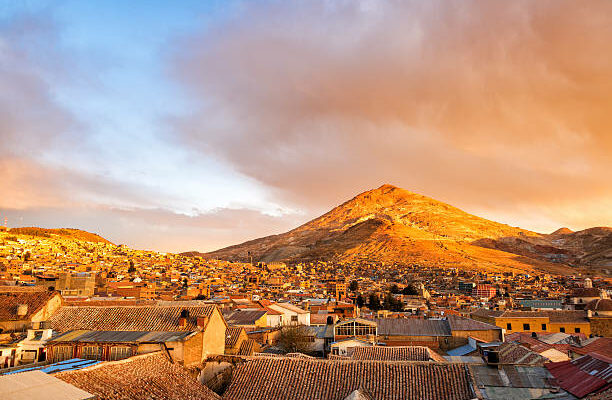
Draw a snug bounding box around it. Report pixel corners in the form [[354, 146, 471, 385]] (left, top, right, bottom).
[[171, 0, 612, 231]]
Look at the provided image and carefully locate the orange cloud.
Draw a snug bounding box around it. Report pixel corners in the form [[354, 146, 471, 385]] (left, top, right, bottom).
[[171, 0, 612, 232]]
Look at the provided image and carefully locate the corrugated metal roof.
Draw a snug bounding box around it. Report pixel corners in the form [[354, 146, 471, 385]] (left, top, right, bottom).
[[446, 343, 477, 357], [546, 353, 612, 398], [50, 330, 195, 343], [223, 310, 267, 326], [443, 356, 485, 364], [374, 318, 452, 337], [447, 315, 501, 331]]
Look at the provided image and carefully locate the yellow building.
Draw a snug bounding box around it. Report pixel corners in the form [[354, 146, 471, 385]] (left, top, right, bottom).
[[471, 309, 592, 336]]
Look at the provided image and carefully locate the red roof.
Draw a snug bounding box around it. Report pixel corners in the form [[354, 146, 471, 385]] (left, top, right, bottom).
[[546, 353, 612, 398], [573, 338, 612, 357]]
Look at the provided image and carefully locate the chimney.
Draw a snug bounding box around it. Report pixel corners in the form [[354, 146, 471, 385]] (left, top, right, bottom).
[[197, 316, 209, 329], [587, 310, 593, 318], [17, 304, 28, 317]]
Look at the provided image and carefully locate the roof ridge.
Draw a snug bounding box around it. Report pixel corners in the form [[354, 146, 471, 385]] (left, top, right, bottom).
[[55, 351, 169, 375]]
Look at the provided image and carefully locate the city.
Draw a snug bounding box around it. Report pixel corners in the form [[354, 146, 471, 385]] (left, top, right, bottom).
[[1, 1, 611, 399], [0, 226, 610, 399]]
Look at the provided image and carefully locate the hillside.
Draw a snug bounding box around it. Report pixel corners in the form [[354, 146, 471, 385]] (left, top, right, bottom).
[[196, 185, 610, 274], [7, 227, 113, 244]]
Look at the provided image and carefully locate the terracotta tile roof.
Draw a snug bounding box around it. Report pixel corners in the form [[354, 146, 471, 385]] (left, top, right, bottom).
[[225, 327, 245, 348], [237, 339, 257, 356], [495, 342, 548, 365], [349, 346, 444, 362], [0, 291, 59, 321], [343, 388, 374, 400], [471, 309, 504, 318], [543, 310, 590, 323], [223, 358, 475, 400], [55, 352, 219, 400], [48, 305, 216, 332]]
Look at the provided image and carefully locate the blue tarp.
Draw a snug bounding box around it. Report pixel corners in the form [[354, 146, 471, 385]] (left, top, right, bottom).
[[3, 358, 100, 375]]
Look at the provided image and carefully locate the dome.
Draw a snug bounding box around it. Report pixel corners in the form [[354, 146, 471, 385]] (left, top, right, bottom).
[[585, 299, 612, 312]]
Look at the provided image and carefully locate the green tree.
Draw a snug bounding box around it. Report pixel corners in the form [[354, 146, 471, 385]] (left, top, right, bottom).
[[349, 280, 359, 292], [402, 284, 418, 296], [368, 293, 381, 311], [356, 294, 365, 308], [389, 284, 400, 294]]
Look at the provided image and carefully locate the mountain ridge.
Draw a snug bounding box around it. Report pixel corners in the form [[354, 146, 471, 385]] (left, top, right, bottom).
[[192, 185, 611, 275], [6, 227, 113, 245]]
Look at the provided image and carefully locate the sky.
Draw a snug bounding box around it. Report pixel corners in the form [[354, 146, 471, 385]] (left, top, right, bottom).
[[1, 0, 611, 252]]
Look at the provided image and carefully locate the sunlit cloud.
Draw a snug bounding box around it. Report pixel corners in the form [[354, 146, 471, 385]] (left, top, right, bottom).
[[172, 0, 612, 233]]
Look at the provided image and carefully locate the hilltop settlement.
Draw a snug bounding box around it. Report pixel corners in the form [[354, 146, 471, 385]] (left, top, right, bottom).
[[0, 219, 611, 399]]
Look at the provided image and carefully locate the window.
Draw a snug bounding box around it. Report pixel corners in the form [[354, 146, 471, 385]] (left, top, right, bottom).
[[52, 346, 73, 362], [559, 327, 565, 333], [109, 346, 132, 361], [291, 315, 298, 323], [20, 350, 37, 362], [506, 323, 512, 330], [574, 327, 581, 333], [541, 324, 547, 331], [82, 346, 103, 360], [335, 321, 376, 337], [523, 323, 530, 331]]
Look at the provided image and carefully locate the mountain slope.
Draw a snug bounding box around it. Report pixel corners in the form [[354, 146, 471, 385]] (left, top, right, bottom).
[[7, 227, 113, 244], [198, 185, 607, 274]]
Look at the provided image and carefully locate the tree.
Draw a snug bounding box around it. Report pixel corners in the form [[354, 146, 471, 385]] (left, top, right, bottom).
[[23, 252, 31, 262], [402, 284, 419, 296], [277, 325, 312, 354], [368, 293, 381, 311], [356, 294, 365, 308], [389, 284, 400, 294], [349, 280, 359, 292], [128, 260, 136, 274]]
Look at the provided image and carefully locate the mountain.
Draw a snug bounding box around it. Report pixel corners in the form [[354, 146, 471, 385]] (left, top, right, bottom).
[[194, 185, 610, 274], [475, 226, 612, 270], [7, 227, 113, 244]]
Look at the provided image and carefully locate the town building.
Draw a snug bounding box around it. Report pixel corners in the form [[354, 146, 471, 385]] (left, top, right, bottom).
[[47, 305, 227, 360], [472, 309, 593, 336]]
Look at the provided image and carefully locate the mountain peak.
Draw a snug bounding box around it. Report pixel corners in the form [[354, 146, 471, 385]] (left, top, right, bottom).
[[376, 183, 399, 191], [196, 185, 608, 274], [551, 227, 574, 235]]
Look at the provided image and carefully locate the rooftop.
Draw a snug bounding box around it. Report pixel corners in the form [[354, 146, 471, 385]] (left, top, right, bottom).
[[0, 370, 95, 400], [0, 291, 59, 321], [48, 305, 217, 331], [55, 352, 220, 400], [50, 330, 196, 344], [222, 358, 475, 400]]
